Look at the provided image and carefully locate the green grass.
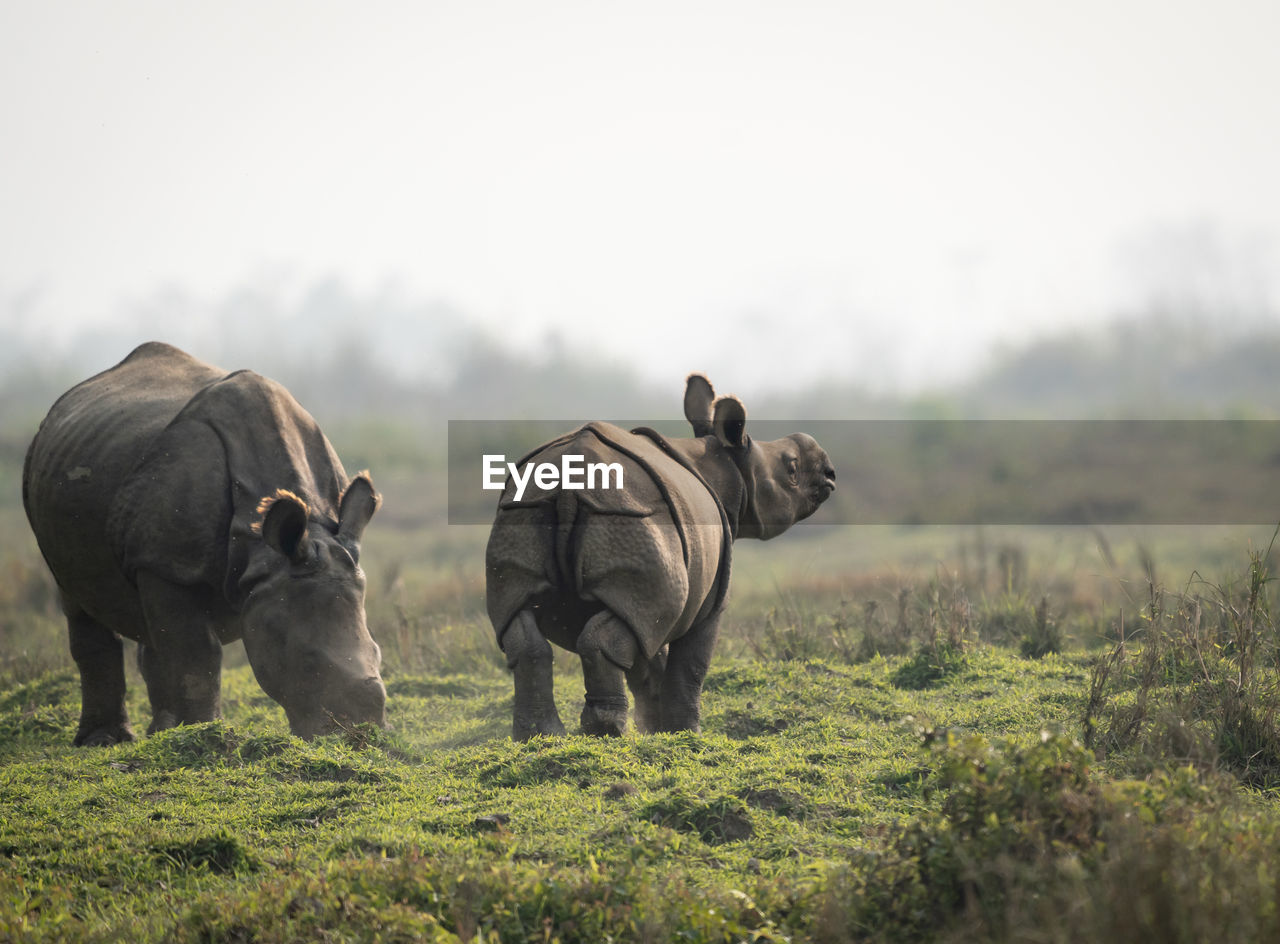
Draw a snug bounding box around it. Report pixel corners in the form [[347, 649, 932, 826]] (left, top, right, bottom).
[[2, 641, 1278, 942], [0, 648, 1090, 943]]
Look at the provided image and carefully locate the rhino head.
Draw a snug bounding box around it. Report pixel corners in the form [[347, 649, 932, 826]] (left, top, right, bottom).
[[241, 474, 387, 739], [679, 374, 836, 539]]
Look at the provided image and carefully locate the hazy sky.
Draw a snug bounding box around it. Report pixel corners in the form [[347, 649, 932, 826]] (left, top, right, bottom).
[[4, 1, 1280, 392]]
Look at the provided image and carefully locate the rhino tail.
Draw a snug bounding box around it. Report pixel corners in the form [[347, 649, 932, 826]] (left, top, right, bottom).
[[553, 490, 581, 593]]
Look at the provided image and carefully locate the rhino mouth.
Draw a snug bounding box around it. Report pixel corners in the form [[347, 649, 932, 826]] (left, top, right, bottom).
[[811, 478, 836, 505], [286, 677, 388, 740], [289, 711, 390, 741]]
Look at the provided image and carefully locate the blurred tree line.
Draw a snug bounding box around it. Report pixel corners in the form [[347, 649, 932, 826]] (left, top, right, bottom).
[[4, 277, 1280, 447]]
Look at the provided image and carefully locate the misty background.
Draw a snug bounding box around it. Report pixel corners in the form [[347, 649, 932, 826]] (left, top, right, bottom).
[[5, 0, 1280, 689], [4, 2, 1280, 431]]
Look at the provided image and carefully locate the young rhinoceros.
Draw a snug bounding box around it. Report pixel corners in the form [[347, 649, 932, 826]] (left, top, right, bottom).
[[485, 374, 836, 740], [23, 342, 387, 745]]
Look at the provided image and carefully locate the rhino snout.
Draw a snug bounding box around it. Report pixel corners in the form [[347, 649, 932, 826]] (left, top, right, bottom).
[[812, 463, 836, 503], [346, 675, 389, 726], [328, 674, 388, 728], [287, 674, 387, 740]]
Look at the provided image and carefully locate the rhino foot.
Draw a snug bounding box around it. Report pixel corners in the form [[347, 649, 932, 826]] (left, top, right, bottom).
[[147, 709, 181, 735], [580, 702, 628, 738], [514, 716, 567, 742], [74, 724, 137, 747], [503, 610, 567, 741]]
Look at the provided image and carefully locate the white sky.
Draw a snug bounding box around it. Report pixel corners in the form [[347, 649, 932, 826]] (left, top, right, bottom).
[[3, 1, 1280, 392]]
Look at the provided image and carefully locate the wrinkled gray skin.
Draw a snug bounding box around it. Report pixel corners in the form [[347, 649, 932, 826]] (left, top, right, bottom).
[[23, 342, 387, 745], [486, 374, 836, 740]]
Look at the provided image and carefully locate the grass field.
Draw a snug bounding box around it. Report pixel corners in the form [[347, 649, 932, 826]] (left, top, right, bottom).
[[5, 496, 1280, 942], [5, 409, 1280, 941]]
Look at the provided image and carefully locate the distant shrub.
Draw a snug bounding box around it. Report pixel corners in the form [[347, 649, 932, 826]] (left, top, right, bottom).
[[814, 728, 1102, 939], [0, 554, 70, 688], [890, 642, 969, 690], [746, 587, 859, 663], [817, 728, 1279, 943], [1083, 542, 1280, 787], [890, 582, 975, 689], [853, 590, 913, 662], [1018, 596, 1061, 659]]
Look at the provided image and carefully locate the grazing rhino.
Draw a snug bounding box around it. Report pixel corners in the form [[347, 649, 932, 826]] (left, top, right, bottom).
[[23, 341, 387, 745], [486, 374, 836, 740]]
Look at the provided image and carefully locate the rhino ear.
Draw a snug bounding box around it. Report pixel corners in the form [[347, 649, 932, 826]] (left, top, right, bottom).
[[258, 490, 313, 564], [712, 395, 748, 450], [684, 373, 716, 437], [338, 472, 380, 545]]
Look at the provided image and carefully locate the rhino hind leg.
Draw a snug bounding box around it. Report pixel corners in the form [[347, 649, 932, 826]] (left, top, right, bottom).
[[66, 608, 136, 747], [627, 646, 668, 734], [578, 610, 642, 737], [659, 614, 722, 733], [502, 610, 566, 741]]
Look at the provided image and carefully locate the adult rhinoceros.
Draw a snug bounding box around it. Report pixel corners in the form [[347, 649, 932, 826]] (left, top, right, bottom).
[[23, 342, 387, 744], [485, 374, 836, 740]]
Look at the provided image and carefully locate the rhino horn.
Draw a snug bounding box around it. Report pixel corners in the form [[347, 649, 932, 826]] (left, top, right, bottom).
[[712, 395, 748, 451], [683, 373, 716, 437], [257, 490, 314, 565], [338, 472, 380, 546]]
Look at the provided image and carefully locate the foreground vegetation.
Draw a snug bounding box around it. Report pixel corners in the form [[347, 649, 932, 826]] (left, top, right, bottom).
[[3, 522, 1280, 942]]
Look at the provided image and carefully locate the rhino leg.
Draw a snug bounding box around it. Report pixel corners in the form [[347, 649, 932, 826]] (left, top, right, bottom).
[[659, 615, 722, 733], [578, 611, 641, 737], [627, 646, 668, 734], [66, 606, 136, 747], [501, 609, 565, 741], [136, 573, 224, 733], [136, 639, 222, 734]]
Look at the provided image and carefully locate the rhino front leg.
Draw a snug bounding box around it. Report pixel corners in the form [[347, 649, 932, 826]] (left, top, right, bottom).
[[136, 573, 223, 733], [627, 645, 668, 734], [501, 609, 566, 741], [136, 638, 222, 734], [66, 605, 136, 746], [660, 615, 722, 733], [578, 610, 641, 737]]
